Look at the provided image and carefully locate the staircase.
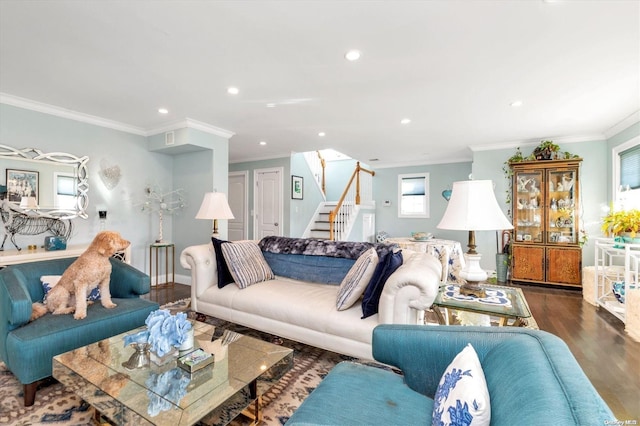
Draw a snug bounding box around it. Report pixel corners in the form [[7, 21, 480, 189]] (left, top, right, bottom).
[[308, 203, 338, 239], [302, 153, 374, 241]]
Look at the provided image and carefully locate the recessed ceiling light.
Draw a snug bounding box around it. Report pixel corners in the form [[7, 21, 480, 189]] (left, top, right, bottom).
[[345, 50, 361, 61], [259, 141, 267, 146], [400, 118, 411, 124], [318, 132, 326, 137], [510, 100, 523, 107], [227, 87, 239, 95], [158, 108, 169, 114]]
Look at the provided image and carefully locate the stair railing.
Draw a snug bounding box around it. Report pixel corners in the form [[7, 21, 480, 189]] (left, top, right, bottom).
[[304, 151, 326, 197], [328, 162, 375, 240]]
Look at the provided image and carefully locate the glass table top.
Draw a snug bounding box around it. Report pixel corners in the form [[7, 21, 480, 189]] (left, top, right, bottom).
[[432, 283, 532, 319], [53, 321, 293, 426]]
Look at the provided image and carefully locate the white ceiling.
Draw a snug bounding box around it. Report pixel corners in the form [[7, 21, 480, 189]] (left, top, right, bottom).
[[1, 0, 638, 167]]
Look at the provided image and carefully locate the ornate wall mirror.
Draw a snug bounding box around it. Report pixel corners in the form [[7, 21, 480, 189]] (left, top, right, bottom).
[[0, 144, 89, 219]]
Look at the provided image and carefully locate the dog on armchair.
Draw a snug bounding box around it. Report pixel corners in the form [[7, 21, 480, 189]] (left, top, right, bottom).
[[30, 230, 131, 320]]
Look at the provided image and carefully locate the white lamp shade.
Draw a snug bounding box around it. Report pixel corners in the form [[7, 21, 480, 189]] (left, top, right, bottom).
[[19, 196, 38, 209], [195, 192, 235, 220], [437, 180, 513, 231]]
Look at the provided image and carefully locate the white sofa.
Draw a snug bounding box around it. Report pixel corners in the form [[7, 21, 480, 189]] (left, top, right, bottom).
[[180, 238, 442, 360]]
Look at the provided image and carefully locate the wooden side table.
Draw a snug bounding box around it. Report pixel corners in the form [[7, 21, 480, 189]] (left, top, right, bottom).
[[149, 242, 175, 288]]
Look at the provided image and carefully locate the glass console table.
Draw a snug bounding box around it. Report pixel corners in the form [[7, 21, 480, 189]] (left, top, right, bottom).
[[431, 283, 532, 327]]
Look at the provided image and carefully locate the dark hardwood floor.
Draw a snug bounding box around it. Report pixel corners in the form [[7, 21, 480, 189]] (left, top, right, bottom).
[[148, 282, 640, 420]]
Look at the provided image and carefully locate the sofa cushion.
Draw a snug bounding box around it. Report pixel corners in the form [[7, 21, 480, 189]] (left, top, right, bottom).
[[221, 241, 274, 289], [286, 361, 432, 425], [336, 248, 378, 311], [41, 275, 101, 302], [432, 343, 490, 426], [361, 250, 403, 318], [211, 237, 234, 288]]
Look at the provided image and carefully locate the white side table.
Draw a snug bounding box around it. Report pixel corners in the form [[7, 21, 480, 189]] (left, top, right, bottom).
[[149, 242, 175, 288]]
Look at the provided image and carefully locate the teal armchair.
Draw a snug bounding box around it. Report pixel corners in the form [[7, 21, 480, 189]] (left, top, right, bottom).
[[0, 257, 159, 406], [287, 325, 615, 425]]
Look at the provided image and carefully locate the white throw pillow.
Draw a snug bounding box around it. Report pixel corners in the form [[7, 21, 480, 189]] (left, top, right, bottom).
[[336, 248, 378, 311], [220, 241, 275, 289], [41, 275, 101, 302], [432, 343, 491, 426]]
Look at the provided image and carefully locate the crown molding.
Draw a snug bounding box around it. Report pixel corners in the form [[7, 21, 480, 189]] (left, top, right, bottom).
[[0, 93, 147, 136], [470, 133, 606, 152], [146, 118, 235, 139], [0, 93, 235, 139], [604, 110, 640, 139]]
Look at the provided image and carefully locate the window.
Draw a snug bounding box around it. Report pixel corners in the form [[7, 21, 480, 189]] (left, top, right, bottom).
[[398, 173, 429, 218], [613, 136, 640, 210]]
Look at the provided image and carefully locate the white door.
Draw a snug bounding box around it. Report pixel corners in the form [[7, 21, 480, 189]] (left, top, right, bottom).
[[228, 171, 248, 241], [254, 167, 283, 238]]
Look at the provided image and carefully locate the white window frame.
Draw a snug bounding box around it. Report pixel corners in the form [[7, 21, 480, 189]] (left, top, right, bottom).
[[612, 135, 640, 210], [398, 173, 430, 218]]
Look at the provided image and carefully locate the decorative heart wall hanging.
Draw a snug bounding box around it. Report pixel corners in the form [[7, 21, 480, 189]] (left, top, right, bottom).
[[442, 189, 452, 201], [99, 158, 122, 190]]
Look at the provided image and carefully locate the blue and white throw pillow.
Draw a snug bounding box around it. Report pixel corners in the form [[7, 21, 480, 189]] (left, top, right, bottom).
[[220, 241, 275, 289], [336, 248, 378, 311], [41, 275, 101, 302], [432, 343, 491, 426]]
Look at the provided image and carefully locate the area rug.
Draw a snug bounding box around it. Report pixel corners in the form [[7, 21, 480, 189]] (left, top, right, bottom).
[[0, 299, 355, 426]]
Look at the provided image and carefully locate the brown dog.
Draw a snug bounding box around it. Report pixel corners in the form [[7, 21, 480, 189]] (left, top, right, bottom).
[[30, 231, 130, 321]]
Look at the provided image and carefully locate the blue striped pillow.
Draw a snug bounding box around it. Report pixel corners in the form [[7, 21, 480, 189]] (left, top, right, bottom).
[[221, 241, 275, 289]]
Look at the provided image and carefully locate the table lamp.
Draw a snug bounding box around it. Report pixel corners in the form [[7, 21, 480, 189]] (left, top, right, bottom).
[[437, 180, 513, 297], [195, 192, 235, 237], [19, 196, 38, 210]]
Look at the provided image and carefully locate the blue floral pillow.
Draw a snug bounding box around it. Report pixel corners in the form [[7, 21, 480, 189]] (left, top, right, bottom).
[[41, 275, 101, 302], [432, 343, 490, 426]]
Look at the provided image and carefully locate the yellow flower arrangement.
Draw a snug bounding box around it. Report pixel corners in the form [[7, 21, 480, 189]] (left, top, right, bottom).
[[601, 209, 640, 238]]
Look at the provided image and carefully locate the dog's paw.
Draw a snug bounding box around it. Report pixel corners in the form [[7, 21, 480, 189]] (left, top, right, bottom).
[[103, 302, 117, 309], [74, 311, 87, 320]]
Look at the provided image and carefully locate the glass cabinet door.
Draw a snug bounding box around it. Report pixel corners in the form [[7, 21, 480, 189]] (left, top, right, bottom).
[[547, 168, 577, 244], [513, 170, 544, 244]]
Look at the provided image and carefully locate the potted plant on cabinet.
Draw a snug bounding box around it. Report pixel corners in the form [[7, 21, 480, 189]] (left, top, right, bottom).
[[601, 208, 640, 242]]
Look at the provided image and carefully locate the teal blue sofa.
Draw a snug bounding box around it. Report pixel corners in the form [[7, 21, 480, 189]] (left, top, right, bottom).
[[0, 257, 159, 406], [287, 325, 615, 425]]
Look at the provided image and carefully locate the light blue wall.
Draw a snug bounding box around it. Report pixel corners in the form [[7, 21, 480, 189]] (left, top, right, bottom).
[[372, 162, 472, 240], [0, 104, 173, 272], [325, 159, 359, 201], [290, 153, 324, 237]]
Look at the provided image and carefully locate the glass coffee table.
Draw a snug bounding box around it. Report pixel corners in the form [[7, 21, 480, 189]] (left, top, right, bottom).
[[431, 283, 532, 327], [52, 320, 293, 426]]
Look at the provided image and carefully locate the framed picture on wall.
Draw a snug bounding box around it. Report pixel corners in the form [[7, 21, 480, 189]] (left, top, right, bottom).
[[292, 175, 303, 200], [6, 169, 39, 204]]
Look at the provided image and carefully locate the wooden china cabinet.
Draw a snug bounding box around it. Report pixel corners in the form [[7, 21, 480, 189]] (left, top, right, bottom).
[[509, 158, 583, 287]]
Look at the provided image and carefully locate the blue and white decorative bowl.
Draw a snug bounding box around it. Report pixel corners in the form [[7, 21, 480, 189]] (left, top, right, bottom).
[[612, 282, 625, 304]]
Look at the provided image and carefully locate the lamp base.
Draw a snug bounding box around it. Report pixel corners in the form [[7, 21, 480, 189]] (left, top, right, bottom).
[[459, 252, 488, 298], [459, 281, 486, 298]]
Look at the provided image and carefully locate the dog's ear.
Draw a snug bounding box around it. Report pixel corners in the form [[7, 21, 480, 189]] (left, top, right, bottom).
[[95, 232, 111, 255]]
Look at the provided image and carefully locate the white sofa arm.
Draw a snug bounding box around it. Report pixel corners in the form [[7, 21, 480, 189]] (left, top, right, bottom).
[[377, 251, 442, 324], [180, 243, 217, 300]]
